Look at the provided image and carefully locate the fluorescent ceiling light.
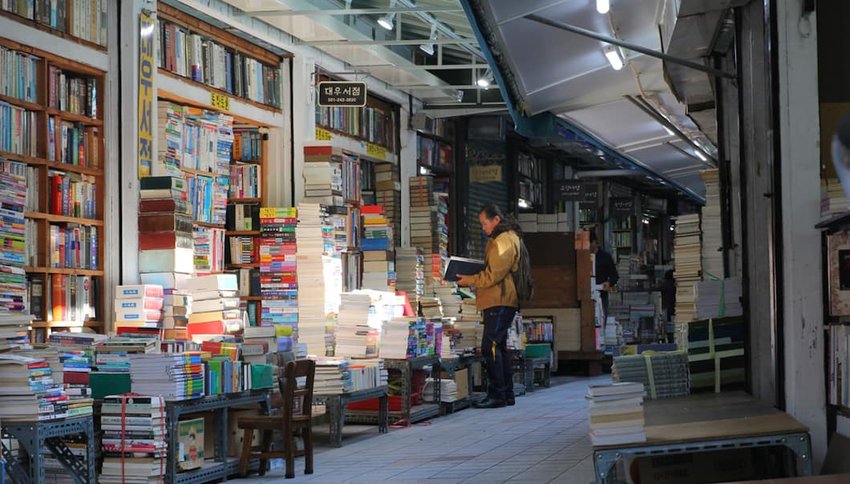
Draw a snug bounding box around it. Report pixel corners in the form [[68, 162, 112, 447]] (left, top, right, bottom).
[[664, 126, 674, 136], [695, 150, 707, 162], [477, 70, 493, 88], [596, 0, 610, 14], [420, 24, 438, 55], [378, 0, 398, 30], [604, 46, 624, 70]]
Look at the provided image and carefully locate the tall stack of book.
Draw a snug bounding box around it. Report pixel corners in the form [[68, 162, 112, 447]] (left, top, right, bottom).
[[409, 177, 439, 255], [129, 353, 205, 400], [0, 158, 30, 339], [113, 285, 165, 335], [49, 332, 106, 417], [139, 176, 194, 334], [700, 170, 724, 280], [259, 207, 299, 341], [673, 214, 701, 333], [0, 353, 68, 421], [395, 248, 425, 300], [100, 395, 166, 484], [612, 352, 690, 399], [374, 162, 401, 247], [433, 177, 450, 276], [303, 146, 344, 206], [361, 205, 394, 291], [695, 277, 744, 320], [185, 274, 241, 341], [434, 286, 462, 320], [296, 203, 331, 356], [334, 293, 373, 358], [586, 382, 646, 446], [380, 318, 415, 359]]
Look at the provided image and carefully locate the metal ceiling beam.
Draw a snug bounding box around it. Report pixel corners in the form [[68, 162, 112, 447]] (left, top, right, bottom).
[[351, 63, 490, 71], [575, 169, 641, 178], [298, 38, 478, 46], [625, 95, 717, 167], [395, 84, 495, 90], [235, 7, 464, 17], [524, 14, 736, 79]]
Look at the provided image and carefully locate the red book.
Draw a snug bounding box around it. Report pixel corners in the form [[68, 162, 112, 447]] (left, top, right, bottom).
[[52, 275, 65, 322], [50, 176, 63, 215], [187, 320, 225, 338], [64, 372, 90, 385], [361, 205, 383, 214], [139, 199, 190, 214], [138, 231, 193, 251]]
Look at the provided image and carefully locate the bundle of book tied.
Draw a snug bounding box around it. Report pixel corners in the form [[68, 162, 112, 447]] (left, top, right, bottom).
[[138, 175, 193, 339], [586, 382, 647, 446], [186, 274, 241, 341], [612, 352, 690, 399], [100, 394, 167, 484]]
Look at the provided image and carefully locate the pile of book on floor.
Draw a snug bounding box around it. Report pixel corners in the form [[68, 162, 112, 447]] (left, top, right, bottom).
[[687, 316, 745, 391], [695, 277, 744, 320], [673, 214, 702, 328], [296, 203, 332, 356], [129, 353, 205, 400], [101, 395, 167, 484], [186, 274, 241, 341], [361, 205, 395, 292], [586, 382, 646, 446], [612, 352, 690, 399], [259, 207, 299, 337], [43, 437, 88, 483], [49, 332, 107, 417], [0, 353, 68, 421], [395, 247, 424, 299], [701, 169, 724, 280]]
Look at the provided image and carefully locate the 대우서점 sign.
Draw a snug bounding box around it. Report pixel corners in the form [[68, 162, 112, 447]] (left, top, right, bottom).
[[318, 81, 367, 107], [556, 181, 584, 201]]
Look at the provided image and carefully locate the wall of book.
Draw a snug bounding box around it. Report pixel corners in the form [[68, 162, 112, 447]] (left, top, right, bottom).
[[0, 0, 108, 49], [156, 2, 283, 109], [0, 36, 106, 342]]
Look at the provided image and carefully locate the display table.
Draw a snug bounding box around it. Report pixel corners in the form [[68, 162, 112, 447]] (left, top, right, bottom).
[[439, 354, 485, 414], [1, 416, 96, 484], [347, 356, 441, 426], [313, 385, 389, 447], [592, 392, 812, 483], [165, 390, 271, 484]]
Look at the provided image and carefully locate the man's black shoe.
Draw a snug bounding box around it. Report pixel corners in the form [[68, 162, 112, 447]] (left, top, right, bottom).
[[474, 398, 506, 409]]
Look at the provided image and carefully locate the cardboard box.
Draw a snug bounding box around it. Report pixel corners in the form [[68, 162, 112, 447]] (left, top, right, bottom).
[[177, 418, 205, 471], [228, 410, 262, 458], [454, 368, 469, 401]]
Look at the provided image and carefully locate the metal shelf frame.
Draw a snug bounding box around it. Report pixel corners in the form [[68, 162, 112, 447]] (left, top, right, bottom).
[[1, 416, 96, 484], [313, 385, 389, 447]]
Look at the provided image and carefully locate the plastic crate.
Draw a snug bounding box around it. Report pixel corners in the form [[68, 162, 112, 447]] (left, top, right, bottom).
[[525, 343, 552, 359], [347, 393, 420, 412]]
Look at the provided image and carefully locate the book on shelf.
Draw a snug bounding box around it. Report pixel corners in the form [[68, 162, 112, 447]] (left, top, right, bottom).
[[193, 226, 225, 274], [233, 127, 264, 162], [0, 1, 109, 47], [315, 105, 394, 148], [47, 170, 97, 219], [0, 101, 38, 156], [48, 65, 98, 118], [0, 45, 39, 103], [226, 203, 260, 231], [46, 274, 97, 323], [48, 224, 98, 270], [157, 19, 281, 107]]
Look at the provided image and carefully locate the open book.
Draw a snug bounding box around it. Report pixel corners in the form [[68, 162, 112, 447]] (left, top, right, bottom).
[[443, 256, 485, 282]]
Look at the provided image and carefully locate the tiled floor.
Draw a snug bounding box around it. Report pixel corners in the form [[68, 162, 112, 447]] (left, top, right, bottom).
[[238, 374, 609, 483]]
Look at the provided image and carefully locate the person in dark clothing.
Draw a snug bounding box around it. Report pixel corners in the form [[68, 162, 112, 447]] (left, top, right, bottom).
[[661, 269, 676, 325], [590, 232, 618, 320]]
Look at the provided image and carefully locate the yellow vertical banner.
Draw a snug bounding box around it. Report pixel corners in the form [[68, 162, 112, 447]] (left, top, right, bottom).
[[138, 13, 156, 178]]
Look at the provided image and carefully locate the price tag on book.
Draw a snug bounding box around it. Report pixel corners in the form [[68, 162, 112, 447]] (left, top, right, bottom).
[[366, 143, 387, 160], [315, 127, 333, 141], [210, 92, 230, 112]]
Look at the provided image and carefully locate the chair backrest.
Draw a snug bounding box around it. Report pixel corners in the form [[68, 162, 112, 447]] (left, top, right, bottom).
[[278, 359, 315, 422]]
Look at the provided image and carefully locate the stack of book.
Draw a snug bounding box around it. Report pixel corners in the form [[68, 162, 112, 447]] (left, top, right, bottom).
[[586, 382, 646, 446], [303, 146, 344, 206], [821, 178, 849, 220], [409, 176, 439, 255], [612, 352, 690, 399], [296, 203, 332, 356], [347, 359, 387, 391], [259, 208, 299, 331], [419, 297, 443, 319], [94, 337, 159, 374], [379, 318, 413, 359], [242, 326, 275, 365], [100, 395, 167, 484], [434, 286, 462, 320], [334, 293, 373, 358], [687, 316, 745, 391], [695, 277, 744, 320], [113, 285, 165, 334], [374, 163, 401, 247], [361, 205, 394, 291], [163, 291, 193, 336], [129, 353, 205, 400], [673, 214, 702, 327], [185, 274, 241, 340], [138, 175, 194, 329], [49, 332, 107, 417], [433, 178, 450, 277], [0, 353, 68, 421], [395, 248, 425, 300], [1, 158, 28, 318], [424, 377, 458, 403], [701, 170, 724, 280], [312, 358, 352, 395]]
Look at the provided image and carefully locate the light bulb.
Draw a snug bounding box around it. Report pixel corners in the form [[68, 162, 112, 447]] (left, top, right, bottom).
[[604, 46, 624, 70], [597, 0, 610, 14]]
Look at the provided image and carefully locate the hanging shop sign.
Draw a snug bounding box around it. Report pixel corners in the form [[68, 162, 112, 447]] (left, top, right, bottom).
[[580, 183, 599, 208], [556, 180, 584, 201], [318, 81, 367, 107], [470, 165, 503, 183], [612, 197, 635, 216], [138, 12, 156, 178]]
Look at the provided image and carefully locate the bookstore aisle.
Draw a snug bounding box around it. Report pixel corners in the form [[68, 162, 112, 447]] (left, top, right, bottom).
[[239, 375, 600, 483]]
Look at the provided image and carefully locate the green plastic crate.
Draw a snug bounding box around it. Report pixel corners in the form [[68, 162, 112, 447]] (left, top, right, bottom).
[[524, 343, 551, 359]]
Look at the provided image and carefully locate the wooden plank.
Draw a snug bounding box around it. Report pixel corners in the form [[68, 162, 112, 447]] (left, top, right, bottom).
[[580, 301, 596, 351], [524, 266, 578, 309], [576, 249, 592, 301]]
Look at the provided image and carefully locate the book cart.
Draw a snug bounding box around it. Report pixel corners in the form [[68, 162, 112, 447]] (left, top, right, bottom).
[[346, 356, 441, 426], [1, 416, 96, 484]]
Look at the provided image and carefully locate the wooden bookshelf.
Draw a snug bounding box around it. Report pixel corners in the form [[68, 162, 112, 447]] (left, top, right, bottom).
[[0, 1, 109, 52], [0, 36, 107, 342]]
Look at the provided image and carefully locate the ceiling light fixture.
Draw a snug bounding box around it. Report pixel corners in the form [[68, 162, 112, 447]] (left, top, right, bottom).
[[420, 24, 438, 55], [455, 90, 464, 102], [695, 150, 707, 162], [477, 70, 494, 89], [377, 0, 398, 30], [604, 46, 624, 70], [664, 126, 674, 136], [596, 0, 610, 14]]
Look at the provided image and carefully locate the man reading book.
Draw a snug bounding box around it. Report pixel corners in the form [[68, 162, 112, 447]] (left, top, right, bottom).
[[457, 204, 522, 409]]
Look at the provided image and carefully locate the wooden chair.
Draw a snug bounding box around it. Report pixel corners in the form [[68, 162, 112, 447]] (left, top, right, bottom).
[[238, 359, 316, 479]]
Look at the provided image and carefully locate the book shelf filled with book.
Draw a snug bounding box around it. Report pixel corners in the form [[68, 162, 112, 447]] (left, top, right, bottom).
[[156, 2, 283, 110], [0, 0, 109, 51], [514, 150, 546, 213], [315, 73, 398, 152], [0, 36, 107, 342]]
